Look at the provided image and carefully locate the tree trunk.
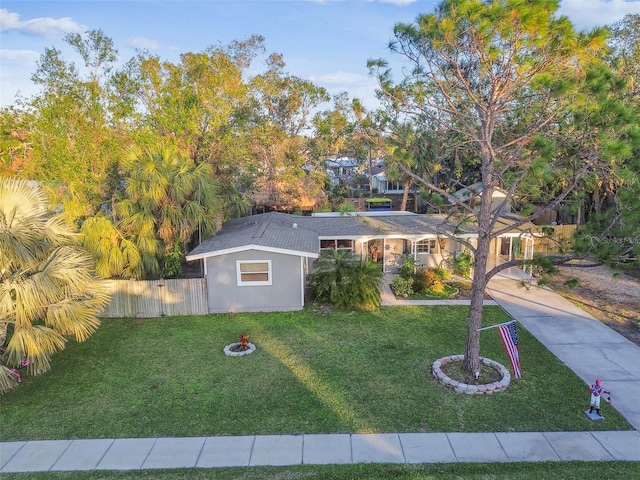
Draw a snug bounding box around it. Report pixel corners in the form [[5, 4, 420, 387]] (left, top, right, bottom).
[[400, 179, 412, 211], [463, 236, 491, 374], [463, 172, 494, 374], [368, 152, 373, 196]]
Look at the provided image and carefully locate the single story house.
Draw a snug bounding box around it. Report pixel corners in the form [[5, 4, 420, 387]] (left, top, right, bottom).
[[371, 170, 405, 195], [450, 181, 511, 213], [186, 210, 538, 313]]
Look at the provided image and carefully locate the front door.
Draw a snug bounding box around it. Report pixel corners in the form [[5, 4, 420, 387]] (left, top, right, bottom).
[[383, 239, 404, 273]]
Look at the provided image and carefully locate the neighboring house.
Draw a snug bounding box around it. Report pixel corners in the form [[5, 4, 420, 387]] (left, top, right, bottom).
[[186, 210, 538, 313], [324, 157, 416, 198], [324, 157, 361, 186], [371, 170, 406, 195], [451, 182, 511, 213]]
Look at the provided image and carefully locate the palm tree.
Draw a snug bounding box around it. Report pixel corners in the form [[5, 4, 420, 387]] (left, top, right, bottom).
[[81, 145, 224, 280], [116, 145, 222, 278], [309, 249, 384, 311], [386, 121, 442, 212], [0, 178, 110, 393], [80, 214, 146, 279]]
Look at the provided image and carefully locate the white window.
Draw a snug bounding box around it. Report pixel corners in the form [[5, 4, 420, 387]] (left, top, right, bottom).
[[386, 181, 402, 191], [416, 239, 437, 254], [237, 260, 272, 286], [320, 239, 354, 251]]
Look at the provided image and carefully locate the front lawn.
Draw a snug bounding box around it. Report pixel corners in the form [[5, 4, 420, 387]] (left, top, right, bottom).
[[2, 462, 640, 480], [0, 306, 631, 441]]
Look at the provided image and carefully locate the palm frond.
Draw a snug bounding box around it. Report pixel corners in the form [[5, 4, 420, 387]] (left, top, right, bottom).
[[1, 178, 110, 388], [0, 366, 21, 394], [6, 325, 66, 372], [309, 250, 383, 310], [45, 298, 103, 341]]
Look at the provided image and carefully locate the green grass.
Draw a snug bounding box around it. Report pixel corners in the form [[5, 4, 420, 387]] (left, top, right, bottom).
[[1, 462, 640, 480], [0, 306, 632, 441]]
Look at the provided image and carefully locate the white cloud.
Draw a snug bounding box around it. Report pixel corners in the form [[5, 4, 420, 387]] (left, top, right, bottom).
[[0, 8, 84, 38], [127, 36, 162, 50], [559, 0, 640, 30], [0, 49, 40, 67]]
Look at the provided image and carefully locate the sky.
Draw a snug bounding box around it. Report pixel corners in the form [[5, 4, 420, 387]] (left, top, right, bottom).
[[2, 0, 640, 109]]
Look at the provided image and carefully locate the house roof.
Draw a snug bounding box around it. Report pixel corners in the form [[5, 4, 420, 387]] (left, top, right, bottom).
[[186, 211, 539, 261], [370, 164, 385, 176], [283, 212, 460, 239], [373, 171, 388, 181], [324, 157, 360, 168], [451, 182, 508, 203], [186, 212, 321, 261]]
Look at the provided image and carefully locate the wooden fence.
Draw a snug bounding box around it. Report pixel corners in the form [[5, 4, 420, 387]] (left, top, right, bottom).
[[534, 224, 577, 254], [100, 278, 208, 318]]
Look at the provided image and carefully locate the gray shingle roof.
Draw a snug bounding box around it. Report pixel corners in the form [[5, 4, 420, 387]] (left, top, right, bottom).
[[186, 211, 537, 260], [187, 212, 455, 259], [187, 212, 320, 259]]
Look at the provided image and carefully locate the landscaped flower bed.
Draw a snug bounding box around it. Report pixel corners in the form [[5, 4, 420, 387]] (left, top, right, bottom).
[[391, 260, 466, 299], [403, 284, 459, 300], [432, 355, 510, 394]]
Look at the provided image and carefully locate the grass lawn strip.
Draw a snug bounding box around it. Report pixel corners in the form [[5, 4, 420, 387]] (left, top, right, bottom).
[[0, 306, 631, 441], [1, 462, 640, 479]]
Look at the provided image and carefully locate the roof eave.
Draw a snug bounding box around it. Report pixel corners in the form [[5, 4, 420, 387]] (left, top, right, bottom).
[[186, 244, 319, 261]]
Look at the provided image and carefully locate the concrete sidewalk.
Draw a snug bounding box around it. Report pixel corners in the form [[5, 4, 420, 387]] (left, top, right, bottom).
[[3, 277, 640, 473], [2, 430, 640, 472]]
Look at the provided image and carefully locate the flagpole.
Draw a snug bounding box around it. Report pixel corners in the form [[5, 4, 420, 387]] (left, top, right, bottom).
[[476, 320, 515, 332]]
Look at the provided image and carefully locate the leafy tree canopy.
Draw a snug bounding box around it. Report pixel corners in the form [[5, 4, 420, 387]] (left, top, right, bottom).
[[368, 0, 638, 372]]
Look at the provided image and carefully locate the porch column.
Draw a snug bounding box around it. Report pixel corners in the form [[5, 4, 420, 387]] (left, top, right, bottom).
[[526, 237, 534, 274]]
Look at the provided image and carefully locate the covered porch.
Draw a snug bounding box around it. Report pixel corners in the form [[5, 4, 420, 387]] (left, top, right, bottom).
[[359, 236, 460, 274], [489, 234, 536, 280], [366, 233, 536, 280]]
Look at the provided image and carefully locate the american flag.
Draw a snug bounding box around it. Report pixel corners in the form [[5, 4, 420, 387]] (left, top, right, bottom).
[[497, 321, 521, 378]]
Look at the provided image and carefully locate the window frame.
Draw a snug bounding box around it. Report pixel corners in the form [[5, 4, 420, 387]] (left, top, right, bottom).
[[415, 239, 438, 254], [320, 239, 354, 252], [236, 260, 272, 286], [386, 181, 402, 191]]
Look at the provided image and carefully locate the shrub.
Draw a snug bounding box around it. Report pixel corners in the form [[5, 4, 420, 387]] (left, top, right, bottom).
[[398, 254, 417, 279], [453, 251, 472, 278], [161, 249, 183, 278], [565, 277, 580, 288], [391, 275, 414, 297], [425, 279, 446, 295], [433, 266, 452, 281], [309, 250, 384, 311], [412, 268, 437, 293]]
